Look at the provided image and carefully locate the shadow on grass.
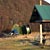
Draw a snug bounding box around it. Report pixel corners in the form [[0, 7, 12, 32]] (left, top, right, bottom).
[[23, 48, 33, 50], [16, 39, 40, 46], [29, 40, 40, 46], [16, 39, 30, 44], [0, 33, 12, 38], [0, 33, 5, 38]]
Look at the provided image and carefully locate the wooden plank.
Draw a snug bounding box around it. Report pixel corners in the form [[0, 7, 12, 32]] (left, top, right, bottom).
[[40, 24, 43, 44]]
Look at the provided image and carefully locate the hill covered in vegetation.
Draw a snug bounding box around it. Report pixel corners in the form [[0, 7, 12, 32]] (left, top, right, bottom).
[[0, 0, 49, 32]]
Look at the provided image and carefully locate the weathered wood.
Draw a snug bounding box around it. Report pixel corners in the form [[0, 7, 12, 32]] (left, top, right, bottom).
[[40, 24, 43, 44]]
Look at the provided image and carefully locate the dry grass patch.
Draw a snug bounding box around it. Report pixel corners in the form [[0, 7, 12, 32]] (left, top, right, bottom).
[[0, 33, 50, 50]]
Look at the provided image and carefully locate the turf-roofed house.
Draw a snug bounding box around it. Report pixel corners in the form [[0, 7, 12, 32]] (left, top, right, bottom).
[[30, 5, 50, 45]]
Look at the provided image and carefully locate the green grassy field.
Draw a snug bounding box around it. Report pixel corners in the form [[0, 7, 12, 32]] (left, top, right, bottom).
[[0, 37, 50, 50]]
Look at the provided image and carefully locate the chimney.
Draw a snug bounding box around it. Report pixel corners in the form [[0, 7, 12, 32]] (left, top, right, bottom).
[[40, 0, 42, 5]]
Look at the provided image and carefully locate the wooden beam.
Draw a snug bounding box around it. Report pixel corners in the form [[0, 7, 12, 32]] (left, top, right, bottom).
[[40, 0, 42, 5], [42, 20, 50, 22], [40, 24, 43, 44]]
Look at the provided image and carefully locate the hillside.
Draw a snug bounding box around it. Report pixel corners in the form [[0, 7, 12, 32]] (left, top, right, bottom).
[[0, 0, 49, 32]]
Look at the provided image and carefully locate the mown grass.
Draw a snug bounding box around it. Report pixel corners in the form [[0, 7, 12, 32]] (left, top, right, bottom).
[[0, 38, 50, 50]]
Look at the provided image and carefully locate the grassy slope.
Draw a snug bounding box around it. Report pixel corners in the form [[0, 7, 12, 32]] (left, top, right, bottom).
[[0, 33, 50, 50], [0, 37, 50, 50]]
